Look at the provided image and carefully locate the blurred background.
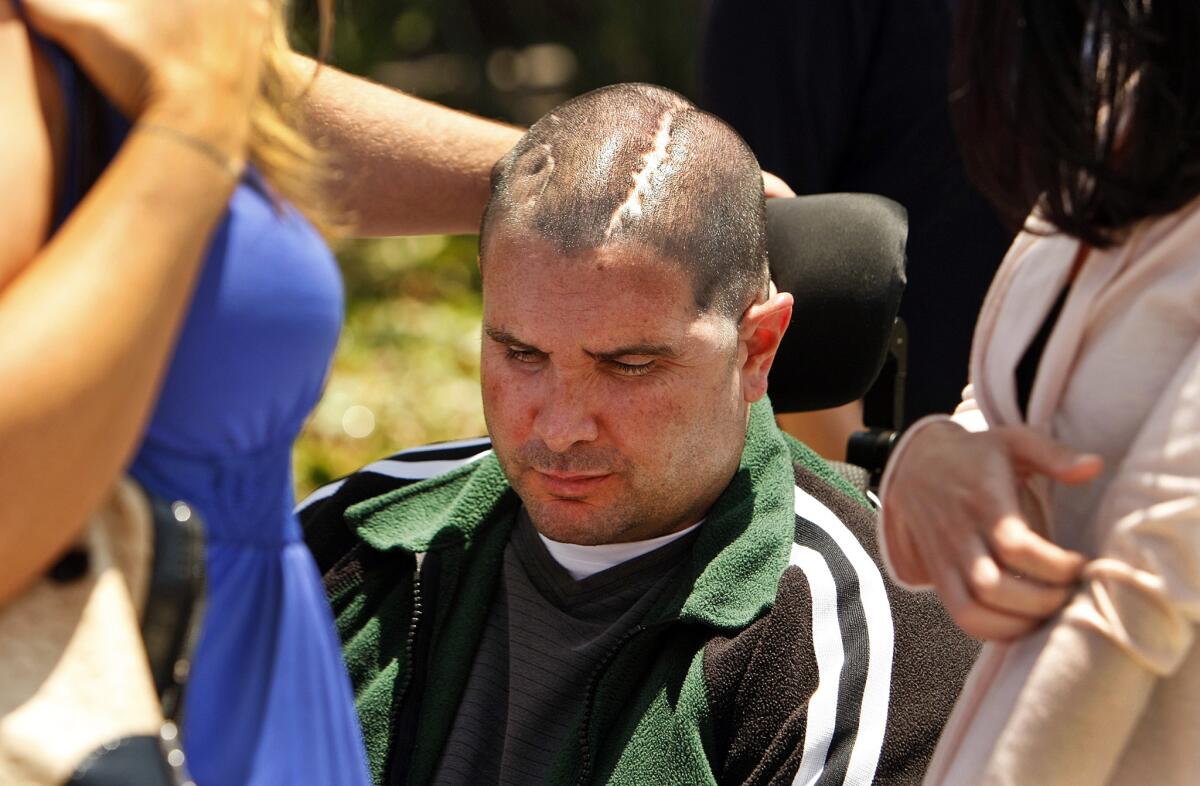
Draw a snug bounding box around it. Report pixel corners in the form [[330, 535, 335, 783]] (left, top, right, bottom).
[[290, 1, 705, 497]]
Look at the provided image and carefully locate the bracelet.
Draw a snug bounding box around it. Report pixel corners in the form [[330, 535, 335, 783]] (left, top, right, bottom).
[[135, 121, 246, 181]]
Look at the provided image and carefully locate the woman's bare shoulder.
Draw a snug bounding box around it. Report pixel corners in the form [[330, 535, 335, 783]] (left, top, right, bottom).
[[0, 0, 61, 289]]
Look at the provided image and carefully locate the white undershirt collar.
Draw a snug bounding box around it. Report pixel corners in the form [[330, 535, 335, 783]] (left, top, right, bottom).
[[536, 520, 704, 581]]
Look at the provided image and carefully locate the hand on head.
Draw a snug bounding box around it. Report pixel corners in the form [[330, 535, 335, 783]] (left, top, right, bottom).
[[761, 171, 794, 199], [18, 0, 271, 156], [883, 420, 1103, 641]]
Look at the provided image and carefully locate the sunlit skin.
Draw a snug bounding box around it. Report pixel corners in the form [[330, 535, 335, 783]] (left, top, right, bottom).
[[479, 228, 792, 545]]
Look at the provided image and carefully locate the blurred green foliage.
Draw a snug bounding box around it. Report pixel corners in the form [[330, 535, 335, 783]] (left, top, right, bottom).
[[291, 0, 704, 498]]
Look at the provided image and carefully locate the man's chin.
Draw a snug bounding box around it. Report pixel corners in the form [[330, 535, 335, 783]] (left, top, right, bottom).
[[522, 498, 628, 546]]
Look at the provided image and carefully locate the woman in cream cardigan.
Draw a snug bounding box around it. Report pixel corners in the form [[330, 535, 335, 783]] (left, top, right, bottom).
[[880, 3, 1200, 784]]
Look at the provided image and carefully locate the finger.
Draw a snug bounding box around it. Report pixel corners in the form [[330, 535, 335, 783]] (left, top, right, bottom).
[[987, 513, 1086, 586], [999, 427, 1103, 484], [910, 522, 1040, 640], [1054, 453, 1104, 485], [934, 562, 1043, 642], [957, 538, 1073, 619], [762, 170, 795, 198]]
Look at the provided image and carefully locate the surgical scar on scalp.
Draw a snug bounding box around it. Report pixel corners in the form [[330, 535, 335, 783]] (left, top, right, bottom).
[[604, 111, 674, 240]]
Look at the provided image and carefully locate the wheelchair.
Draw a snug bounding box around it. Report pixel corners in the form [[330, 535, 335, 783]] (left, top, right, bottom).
[[766, 194, 909, 496]]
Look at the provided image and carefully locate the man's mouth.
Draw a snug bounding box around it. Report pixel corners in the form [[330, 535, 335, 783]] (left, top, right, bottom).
[[533, 469, 613, 497]]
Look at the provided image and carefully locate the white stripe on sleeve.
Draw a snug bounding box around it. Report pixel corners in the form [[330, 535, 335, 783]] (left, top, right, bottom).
[[294, 449, 491, 514], [360, 450, 491, 481], [789, 543, 846, 786], [295, 479, 347, 513], [794, 486, 895, 786]]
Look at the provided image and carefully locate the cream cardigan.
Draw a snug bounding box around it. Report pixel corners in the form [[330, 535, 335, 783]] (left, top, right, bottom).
[[881, 200, 1200, 785]]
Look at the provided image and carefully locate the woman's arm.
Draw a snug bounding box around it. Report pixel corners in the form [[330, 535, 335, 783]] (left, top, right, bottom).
[[288, 54, 523, 237], [0, 0, 264, 604], [285, 57, 794, 238], [933, 335, 1200, 785], [878, 400, 1100, 639]]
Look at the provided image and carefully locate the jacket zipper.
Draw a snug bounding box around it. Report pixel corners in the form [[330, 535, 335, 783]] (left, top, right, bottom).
[[575, 621, 674, 786], [384, 552, 426, 786]]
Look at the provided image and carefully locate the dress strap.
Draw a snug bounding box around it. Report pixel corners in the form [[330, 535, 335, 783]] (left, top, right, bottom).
[[12, 0, 89, 230]]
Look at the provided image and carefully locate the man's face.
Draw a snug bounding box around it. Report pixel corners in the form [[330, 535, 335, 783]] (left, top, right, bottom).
[[480, 231, 753, 545]]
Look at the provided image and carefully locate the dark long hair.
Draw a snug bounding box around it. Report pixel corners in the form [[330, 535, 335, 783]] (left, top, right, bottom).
[[951, 0, 1200, 247]]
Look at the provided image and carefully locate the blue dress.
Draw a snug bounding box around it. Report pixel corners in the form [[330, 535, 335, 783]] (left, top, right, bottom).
[[22, 12, 372, 785]]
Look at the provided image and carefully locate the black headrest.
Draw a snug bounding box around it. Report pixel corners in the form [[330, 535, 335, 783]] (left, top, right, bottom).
[[766, 194, 908, 413]]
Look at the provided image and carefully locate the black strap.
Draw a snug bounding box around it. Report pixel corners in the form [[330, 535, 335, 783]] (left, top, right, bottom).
[[141, 495, 207, 724], [64, 735, 185, 786], [1015, 284, 1071, 419], [15, 0, 114, 230]]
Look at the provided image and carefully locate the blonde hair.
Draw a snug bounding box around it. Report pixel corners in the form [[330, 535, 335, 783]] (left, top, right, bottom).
[[250, 0, 339, 237]]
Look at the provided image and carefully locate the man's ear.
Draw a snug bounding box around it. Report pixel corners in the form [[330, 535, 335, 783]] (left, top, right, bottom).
[[738, 283, 793, 403]]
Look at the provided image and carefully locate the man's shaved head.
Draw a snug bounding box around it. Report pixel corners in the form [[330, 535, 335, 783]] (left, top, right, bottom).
[[480, 83, 768, 318], [478, 84, 794, 546]]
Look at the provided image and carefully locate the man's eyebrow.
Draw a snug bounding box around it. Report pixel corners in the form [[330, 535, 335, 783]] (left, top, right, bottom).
[[587, 342, 681, 361], [483, 326, 535, 347], [484, 327, 680, 359]]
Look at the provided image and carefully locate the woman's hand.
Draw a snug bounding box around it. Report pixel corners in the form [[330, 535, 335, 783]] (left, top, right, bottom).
[[19, 0, 271, 155], [882, 419, 1104, 640], [763, 171, 795, 199]]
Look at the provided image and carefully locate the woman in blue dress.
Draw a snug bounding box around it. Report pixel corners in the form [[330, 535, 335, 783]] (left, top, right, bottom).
[[1, 0, 370, 782]]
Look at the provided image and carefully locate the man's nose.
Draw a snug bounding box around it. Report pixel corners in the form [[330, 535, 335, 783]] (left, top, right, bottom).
[[532, 376, 599, 454]]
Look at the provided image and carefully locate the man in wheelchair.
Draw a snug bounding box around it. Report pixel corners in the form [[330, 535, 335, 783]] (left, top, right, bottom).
[[300, 83, 973, 785]]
